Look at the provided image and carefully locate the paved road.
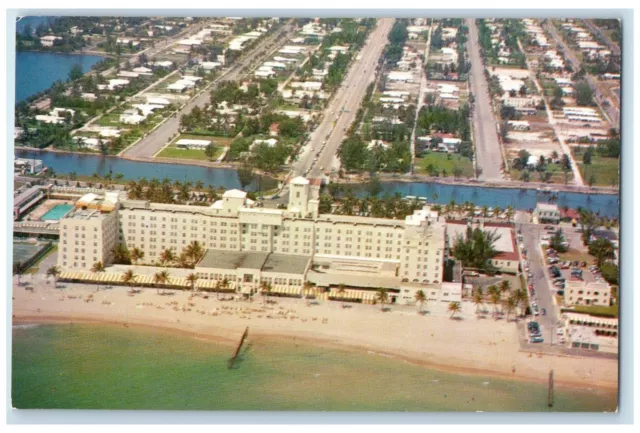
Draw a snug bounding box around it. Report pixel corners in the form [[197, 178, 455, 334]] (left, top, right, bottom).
[[291, 18, 395, 180], [122, 22, 295, 158], [582, 19, 621, 57], [466, 18, 503, 182], [517, 220, 562, 346], [544, 22, 620, 129], [516, 38, 584, 186], [409, 21, 433, 173]]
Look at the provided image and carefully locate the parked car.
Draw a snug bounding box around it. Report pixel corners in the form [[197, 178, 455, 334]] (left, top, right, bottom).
[[530, 337, 544, 343]]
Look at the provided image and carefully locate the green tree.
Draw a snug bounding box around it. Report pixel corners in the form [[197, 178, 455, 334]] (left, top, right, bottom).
[[473, 288, 484, 315], [448, 301, 461, 319], [452, 227, 501, 272], [376, 288, 389, 312], [550, 229, 568, 253], [574, 81, 594, 106], [68, 63, 83, 81], [187, 273, 199, 293], [588, 238, 615, 267], [204, 143, 216, 161], [415, 290, 427, 314], [121, 269, 137, 291], [47, 265, 61, 288], [153, 270, 170, 295]]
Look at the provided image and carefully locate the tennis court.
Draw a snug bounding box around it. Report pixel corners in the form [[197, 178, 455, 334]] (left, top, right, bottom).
[[13, 241, 52, 270]]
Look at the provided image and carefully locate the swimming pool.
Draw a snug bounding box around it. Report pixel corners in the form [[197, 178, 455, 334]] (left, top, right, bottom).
[[40, 204, 73, 221]]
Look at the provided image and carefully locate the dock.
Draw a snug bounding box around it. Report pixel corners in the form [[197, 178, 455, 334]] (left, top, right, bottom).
[[227, 327, 249, 369], [548, 369, 554, 407]]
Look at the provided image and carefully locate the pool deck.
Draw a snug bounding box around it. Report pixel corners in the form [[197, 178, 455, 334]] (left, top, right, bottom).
[[25, 199, 75, 222]]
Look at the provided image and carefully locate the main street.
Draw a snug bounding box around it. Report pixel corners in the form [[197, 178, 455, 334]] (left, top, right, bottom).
[[543, 21, 620, 129], [292, 18, 395, 180], [121, 21, 296, 159], [466, 18, 504, 182]]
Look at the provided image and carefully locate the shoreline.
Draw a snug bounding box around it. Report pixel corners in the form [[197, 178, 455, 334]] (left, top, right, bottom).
[[15, 146, 619, 196], [12, 282, 619, 392], [12, 313, 618, 392]]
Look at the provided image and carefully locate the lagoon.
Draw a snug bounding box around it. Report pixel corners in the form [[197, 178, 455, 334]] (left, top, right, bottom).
[[15, 51, 104, 103]]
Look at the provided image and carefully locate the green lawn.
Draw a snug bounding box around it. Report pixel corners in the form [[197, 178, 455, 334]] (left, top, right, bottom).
[[557, 248, 594, 265], [415, 152, 475, 178], [572, 147, 620, 187], [171, 134, 235, 148], [510, 162, 574, 184], [156, 146, 223, 161], [570, 304, 619, 318]]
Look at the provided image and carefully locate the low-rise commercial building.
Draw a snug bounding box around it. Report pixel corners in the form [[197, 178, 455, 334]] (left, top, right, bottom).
[[533, 203, 560, 224], [564, 281, 612, 307]]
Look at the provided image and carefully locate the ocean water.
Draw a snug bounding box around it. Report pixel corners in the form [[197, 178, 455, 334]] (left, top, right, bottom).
[[11, 324, 617, 411], [15, 51, 104, 103]]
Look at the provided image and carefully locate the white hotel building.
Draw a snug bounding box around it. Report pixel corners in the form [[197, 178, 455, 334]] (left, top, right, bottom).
[[58, 178, 448, 304]]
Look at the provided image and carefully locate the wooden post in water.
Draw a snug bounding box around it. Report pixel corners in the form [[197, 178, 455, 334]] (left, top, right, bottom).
[[228, 327, 249, 370], [548, 369, 554, 408]]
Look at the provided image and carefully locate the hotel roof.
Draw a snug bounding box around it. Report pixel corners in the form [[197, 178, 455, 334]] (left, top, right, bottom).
[[262, 253, 310, 275], [197, 250, 269, 270]]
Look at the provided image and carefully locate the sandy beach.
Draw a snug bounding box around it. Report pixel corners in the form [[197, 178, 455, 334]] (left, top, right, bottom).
[[12, 275, 618, 391]]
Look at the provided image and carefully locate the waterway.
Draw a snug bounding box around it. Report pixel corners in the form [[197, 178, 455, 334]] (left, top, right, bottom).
[[16, 150, 620, 218]]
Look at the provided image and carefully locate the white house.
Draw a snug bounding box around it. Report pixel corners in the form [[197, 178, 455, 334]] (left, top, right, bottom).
[[175, 139, 211, 150], [40, 35, 62, 47]]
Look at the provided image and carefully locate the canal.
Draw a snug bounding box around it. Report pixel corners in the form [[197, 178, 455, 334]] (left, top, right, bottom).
[[15, 150, 620, 218]]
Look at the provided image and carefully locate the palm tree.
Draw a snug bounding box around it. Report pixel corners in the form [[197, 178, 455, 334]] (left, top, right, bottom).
[[448, 301, 461, 319], [505, 206, 515, 223], [159, 248, 175, 266], [260, 281, 272, 303], [514, 288, 528, 319], [376, 288, 389, 312], [490, 291, 502, 319], [302, 281, 314, 305], [130, 247, 144, 265], [185, 241, 204, 266], [499, 280, 512, 296], [481, 205, 489, 218], [336, 284, 347, 308], [187, 273, 199, 293], [14, 262, 24, 286], [473, 288, 484, 315], [47, 265, 61, 289], [91, 261, 105, 292], [153, 270, 170, 295], [415, 290, 427, 314], [505, 296, 517, 322], [122, 270, 137, 293]]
